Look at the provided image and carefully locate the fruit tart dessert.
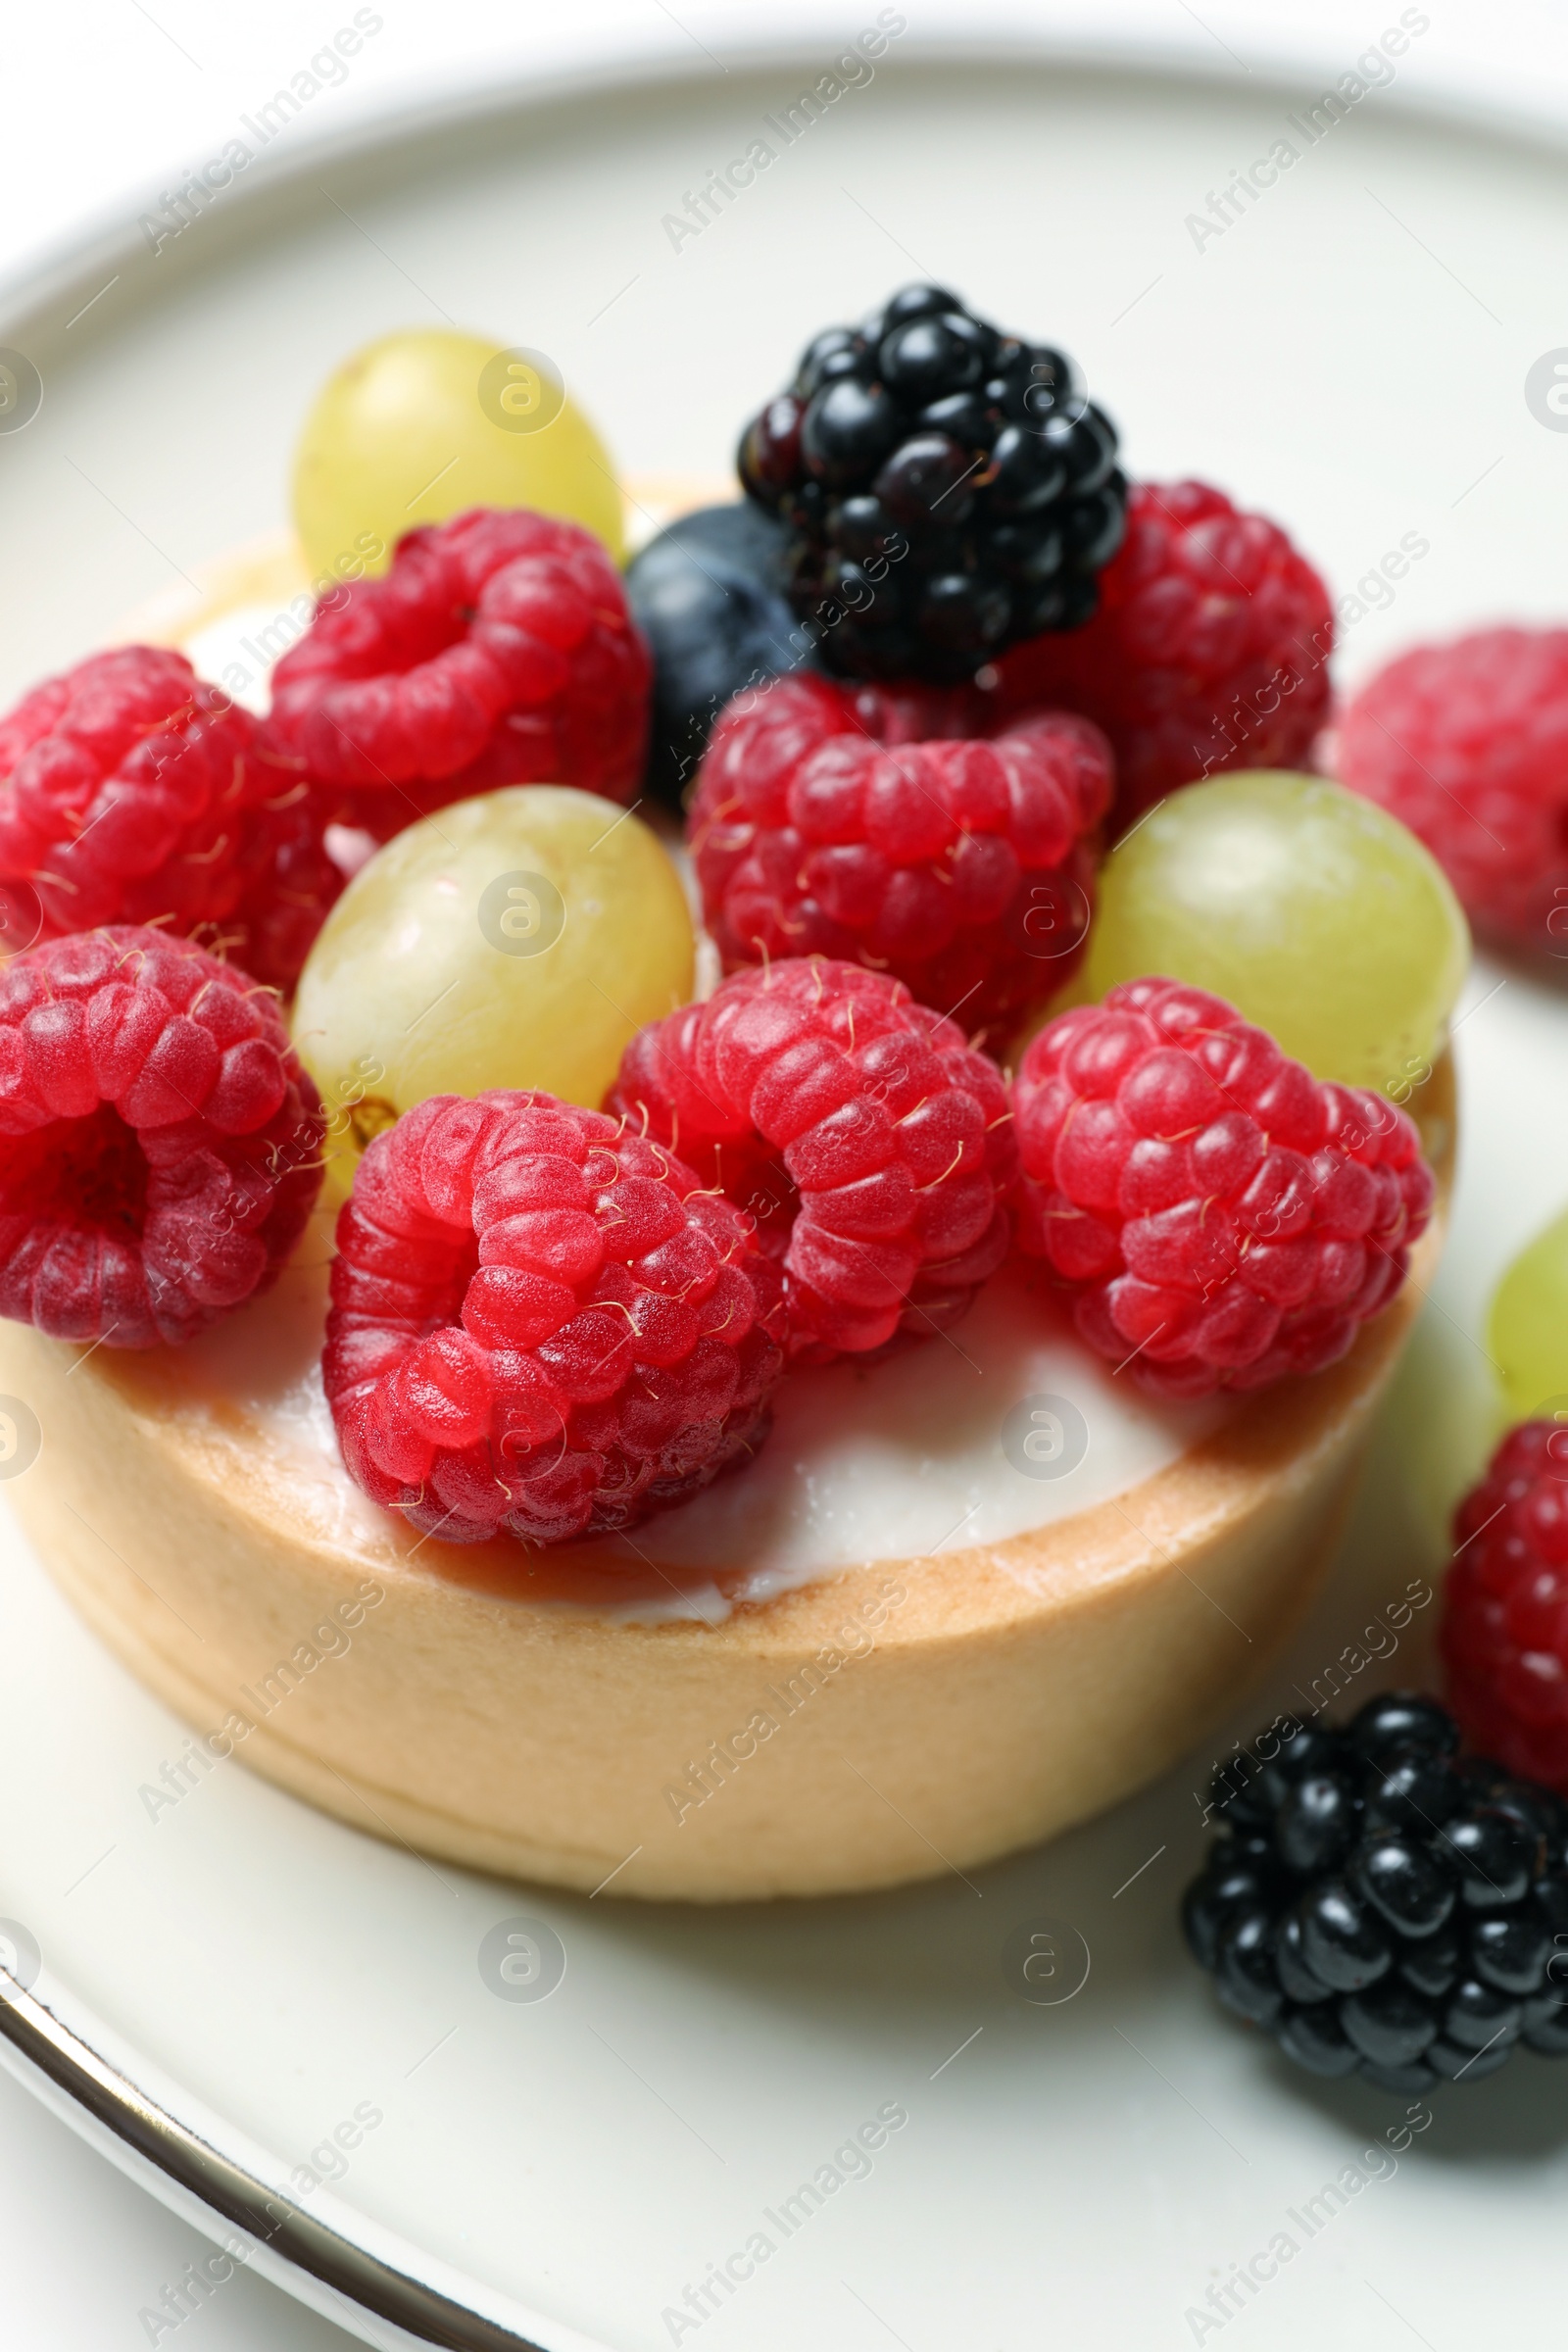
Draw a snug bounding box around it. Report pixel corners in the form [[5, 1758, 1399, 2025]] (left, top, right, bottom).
[[0, 303, 1464, 1901]]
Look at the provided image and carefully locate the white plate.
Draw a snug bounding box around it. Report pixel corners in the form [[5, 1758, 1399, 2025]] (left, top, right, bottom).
[[3, 31, 1568, 2352]]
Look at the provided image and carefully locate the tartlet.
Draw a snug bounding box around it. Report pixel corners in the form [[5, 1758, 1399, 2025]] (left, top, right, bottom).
[[0, 516, 1455, 1902]]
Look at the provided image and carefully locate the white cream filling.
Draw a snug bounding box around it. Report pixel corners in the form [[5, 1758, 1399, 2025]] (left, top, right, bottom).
[[168, 1222, 1221, 1622]]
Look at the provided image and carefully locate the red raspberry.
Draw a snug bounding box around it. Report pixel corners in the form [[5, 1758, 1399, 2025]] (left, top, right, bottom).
[[324, 1093, 784, 1546], [1444, 1423, 1568, 1789], [0, 926, 324, 1348], [0, 646, 263, 944], [607, 956, 1016, 1361], [226, 782, 348, 993], [1012, 978, 1434, 1397], [688, 672, 1110, 1034], [1337, 628, 1568, 956], [994, 481, 1333, 826], [262, 509, 651, 838]]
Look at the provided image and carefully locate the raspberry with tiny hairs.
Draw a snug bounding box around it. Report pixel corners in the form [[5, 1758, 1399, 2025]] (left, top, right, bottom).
[[262, 508, 650, 836], [1012, 977, 1434, 1396], [1444, 1421, 1568, 1791], [1337, 627, 1568, 957], [995, 480, 1333, 826], [607, 956, 1016, 1362], [688, 671, 1111, 1032], [226, 782, 350, 993], [324, 1092, 785, 1546], [0, 926, 324, 1348], [0, 646, 264, 943]]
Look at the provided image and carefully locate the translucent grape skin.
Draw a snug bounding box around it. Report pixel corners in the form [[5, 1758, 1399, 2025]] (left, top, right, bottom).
[[1083, 771, 1469, 1092], [1490, 1206, 1568, 1424], [291, 328, 626, 581], [290, 787, 693, 1194]]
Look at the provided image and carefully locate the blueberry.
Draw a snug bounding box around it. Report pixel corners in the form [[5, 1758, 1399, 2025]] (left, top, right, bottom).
[[1444, 1807, 1536, 1909], [1276, 1773, 1357, 1875], [1276, 2003, 1360, 2077], [1215, 1911, 1284, 2026], [1347, 1691, 1460, 1769], [623, 504, 808, 808], [1349, 1835, 1456, 1938], [1295, 1880, 1394, 1992], [1340, 1979, 1440, 2069]]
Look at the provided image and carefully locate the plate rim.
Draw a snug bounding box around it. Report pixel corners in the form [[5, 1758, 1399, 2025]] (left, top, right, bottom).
[[8, 19, 1568, 339], [0, 1971, 583, 2352]]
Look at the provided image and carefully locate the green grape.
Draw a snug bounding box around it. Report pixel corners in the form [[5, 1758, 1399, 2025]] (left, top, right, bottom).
[[292, 788, 693, 1194], [1084, 772, 1469, 1091], [1490, 1207, 1568, 1424], [292, 328, 625, 583]]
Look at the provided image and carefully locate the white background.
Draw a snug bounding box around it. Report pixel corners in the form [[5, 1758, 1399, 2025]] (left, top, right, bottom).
[[2, 2, 1567, 2345]]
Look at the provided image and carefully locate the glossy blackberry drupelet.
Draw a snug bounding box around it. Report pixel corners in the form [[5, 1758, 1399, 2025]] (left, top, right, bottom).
[[1182, 1691, 1568, 2091], [623, 504, 813, 809], [737, 284, 1127, 683]]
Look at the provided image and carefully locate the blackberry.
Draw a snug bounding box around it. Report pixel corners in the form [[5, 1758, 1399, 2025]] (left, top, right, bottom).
[[1183, 1692, 1568, 2092], [623, 504, 812, 809], [737, 283, 1126, 684]]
